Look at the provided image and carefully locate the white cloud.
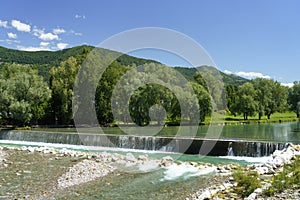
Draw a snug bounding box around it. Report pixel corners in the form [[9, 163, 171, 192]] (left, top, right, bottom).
[[17, 45, 51, 51], [70, 30, 83, 36], [39, 32, 59, 41], [235, 71, 271, 79], [281, 82, 294, 88], [57, 43, 68, 50], [0, 20, 8, 28], [224, 69, 271, 79], [11, 20, 31, 32], [75, 14, 86, 19], [224, 70, 233, 74], [0, 39, 20, 44], [40, 42, 49, 47], [7, 32, 17, 39], [53, 28, 65, 34], [32, 27, 44, 37]]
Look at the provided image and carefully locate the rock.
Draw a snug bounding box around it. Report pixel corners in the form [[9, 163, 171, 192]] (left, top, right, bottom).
[[197, 190, 212, 200], [124, 153, 136, 163], [137, 155, 148, 161], [160, 156, 174, 167], [254, 188, 262, 194], [57, 159, 115, 189], [245, 192, 257, 200], [255, 166, 269, 175]]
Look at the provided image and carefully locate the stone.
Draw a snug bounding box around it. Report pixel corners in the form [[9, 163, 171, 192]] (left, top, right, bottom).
[[160, 156, 174, 167], [245, 192, 257, 200], [124, 153, 136, 162], [137, 155, 148, 161]]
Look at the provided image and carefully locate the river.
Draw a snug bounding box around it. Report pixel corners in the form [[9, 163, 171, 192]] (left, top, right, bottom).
[[1, 122, 299, 199]]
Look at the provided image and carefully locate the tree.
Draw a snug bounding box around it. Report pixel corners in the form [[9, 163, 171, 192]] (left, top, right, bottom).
[[49, 57, 80, 125], [253, 78, 288, 120], [268, 81, 288, 118], [226, 84, 238, 115], [190, 82, 212, 122], [0, 63, 51, 125], [288, 81, 300, 117], [95, 61, 129, 125], [234, 83, 258, 120]]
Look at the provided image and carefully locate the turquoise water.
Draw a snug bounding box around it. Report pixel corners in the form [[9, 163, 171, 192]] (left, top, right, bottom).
[[31, 122, 300, 142], [3, 121, 289, 199]]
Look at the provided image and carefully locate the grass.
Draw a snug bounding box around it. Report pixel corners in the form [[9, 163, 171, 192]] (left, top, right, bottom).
[[205, 111, 299, 125], [233, 168, 261, 197], [263, 156, 300, 196], [231, 156, 300, 198]]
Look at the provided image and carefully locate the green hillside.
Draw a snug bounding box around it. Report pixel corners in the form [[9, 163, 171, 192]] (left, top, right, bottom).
[[174, 66, 249, 86], [0, 45, 248, 85]]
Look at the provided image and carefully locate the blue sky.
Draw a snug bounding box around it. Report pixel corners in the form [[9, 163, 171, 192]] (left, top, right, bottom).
[[0, 0, 299, 85]]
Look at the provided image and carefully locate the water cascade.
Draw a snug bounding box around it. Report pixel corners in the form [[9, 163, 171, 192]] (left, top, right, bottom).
[[0, 130, 289, 157]]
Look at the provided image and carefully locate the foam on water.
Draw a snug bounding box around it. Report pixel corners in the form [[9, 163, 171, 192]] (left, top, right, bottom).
[[160, 164, 216, 181], [219, 156, 272, 163], [0, 140, 177, 154]]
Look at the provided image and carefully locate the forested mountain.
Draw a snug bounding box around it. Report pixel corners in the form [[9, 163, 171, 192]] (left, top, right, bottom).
[[0, 45, 297, 126], [0, 45, 247, 85], [174, 66, 249, 86], [0, 45, 159, 66]]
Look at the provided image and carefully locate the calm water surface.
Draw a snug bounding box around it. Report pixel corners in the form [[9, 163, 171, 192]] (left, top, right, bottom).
[[32, 122, 300, 143]]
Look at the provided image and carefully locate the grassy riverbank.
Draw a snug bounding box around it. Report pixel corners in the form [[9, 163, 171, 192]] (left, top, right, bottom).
[[205, 111, 299, 125]]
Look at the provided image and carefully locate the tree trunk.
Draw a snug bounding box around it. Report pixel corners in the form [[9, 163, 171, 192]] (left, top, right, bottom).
[[267, 114, 271, 120], [258, 113, 262, 120]]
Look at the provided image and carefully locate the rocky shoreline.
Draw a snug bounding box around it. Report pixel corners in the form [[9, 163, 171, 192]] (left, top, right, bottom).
[[188, 143, 300, 200], [1, 144, 300, 199]]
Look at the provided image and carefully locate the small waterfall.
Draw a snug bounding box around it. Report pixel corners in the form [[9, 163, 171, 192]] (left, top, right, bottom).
[[227, 142, 234, 156], [0, 130, 292, 157], [230, 141, 287, 157]]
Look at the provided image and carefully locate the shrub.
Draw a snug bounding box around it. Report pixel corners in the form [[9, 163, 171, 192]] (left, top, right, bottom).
[[233, 169, 261, 197], [264, 156, 300, 196]]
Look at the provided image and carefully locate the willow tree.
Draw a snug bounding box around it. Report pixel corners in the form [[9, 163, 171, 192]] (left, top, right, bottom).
[[0, 63, 51, 125], [49, 57, 80, 125], [234, 82, 258, 120], [253, 78, 288, 120], [288, 81, 300, 117]]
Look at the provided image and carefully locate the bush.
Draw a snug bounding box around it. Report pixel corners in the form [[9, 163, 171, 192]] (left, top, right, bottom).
[[264, 156, 300, 196], [233, 169, 261, 197]]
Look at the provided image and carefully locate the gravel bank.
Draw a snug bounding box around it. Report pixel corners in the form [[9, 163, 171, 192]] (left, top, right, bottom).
[[188, 143, 300, 200], [0, 146, 7, 166], [57, 159, 115, 189]]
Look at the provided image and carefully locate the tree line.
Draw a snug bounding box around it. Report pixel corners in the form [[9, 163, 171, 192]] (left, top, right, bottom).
[[0, 53, 300, 126], [226, 79, 300, 120]]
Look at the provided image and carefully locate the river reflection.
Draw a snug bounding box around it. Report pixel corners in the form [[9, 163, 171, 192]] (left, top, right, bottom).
[[11, 122, 300, 143]]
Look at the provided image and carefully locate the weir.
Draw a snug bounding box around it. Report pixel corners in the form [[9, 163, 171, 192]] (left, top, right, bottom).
[[0, 130, 288, 157]]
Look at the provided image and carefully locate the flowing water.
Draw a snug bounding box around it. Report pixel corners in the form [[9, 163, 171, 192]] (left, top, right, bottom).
[[0, 122, 299, 199], [1, 122, 299, 157]]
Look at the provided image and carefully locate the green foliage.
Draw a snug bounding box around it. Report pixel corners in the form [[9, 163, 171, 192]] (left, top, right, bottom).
[[252, 78, 288, 120], [173, 66, 249, 86], [95, 61, 130, 125], [264, 156, 300, 196], [0, 45, 93, 66], [0, 63, 51, 125], [233, 169, 261, 197], [233, 82, 258, 120], [2, 45, 296, 126], [227, 79, 288, 120], [49, 57, 80, 125], [288, 81, 300, 117]]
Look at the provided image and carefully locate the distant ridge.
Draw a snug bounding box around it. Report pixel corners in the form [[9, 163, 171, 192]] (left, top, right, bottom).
[[0, 45, 248, 85]]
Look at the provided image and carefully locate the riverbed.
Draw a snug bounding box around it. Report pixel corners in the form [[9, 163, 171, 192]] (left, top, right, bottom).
[[0, 145, 232, 199]]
